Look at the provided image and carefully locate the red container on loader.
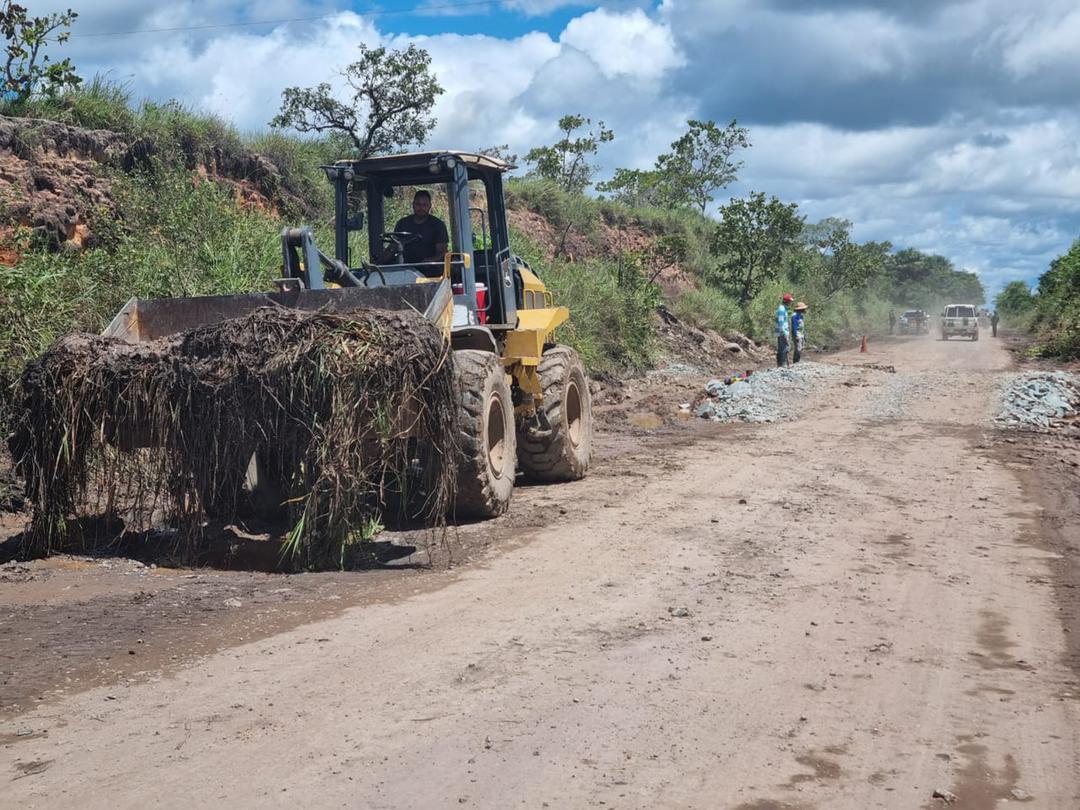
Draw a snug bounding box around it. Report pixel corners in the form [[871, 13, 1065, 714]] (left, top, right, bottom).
[[453, 282, 488, 324]]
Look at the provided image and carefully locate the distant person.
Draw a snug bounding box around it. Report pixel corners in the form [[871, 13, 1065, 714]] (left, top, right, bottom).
[[776, 292, 793, 367], [888, 309, 896, 335], [377, 190, 449, 264], [791, 302, 808, 363], [991, 311, 999, 337]]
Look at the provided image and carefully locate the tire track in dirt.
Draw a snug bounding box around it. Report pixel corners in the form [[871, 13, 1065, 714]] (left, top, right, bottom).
[[3, 333, 1079, 809]]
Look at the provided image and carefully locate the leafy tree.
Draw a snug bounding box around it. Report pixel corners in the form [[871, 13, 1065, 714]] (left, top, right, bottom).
[[881, 248, 984, 308], [1032, 239, 1080, 356], [271, 44, 442, 158], [0, 2, 80, 103], [596, 167, 666, 208], [599, 119, 749, 213], [944, 270, 986, 305], [994, 281, 1035, 319], [809, 217, 891, 298], [710, 192, 804, 305], [657, 119, 749, 214], [524, 114, 613, 193]]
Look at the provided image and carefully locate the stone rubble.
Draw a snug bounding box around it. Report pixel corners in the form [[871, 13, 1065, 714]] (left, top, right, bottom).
[[996, 371, 1079, 428], [695, 362, 848, 423]]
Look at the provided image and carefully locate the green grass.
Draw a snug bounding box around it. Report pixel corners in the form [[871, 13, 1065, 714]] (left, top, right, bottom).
[[673, 287, 742, 334], [0, 166, 284, 421], [0, 75, 137, 132]]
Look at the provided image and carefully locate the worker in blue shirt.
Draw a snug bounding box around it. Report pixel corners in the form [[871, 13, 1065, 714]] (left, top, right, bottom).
[[791, 301, 807, 363], [776, 292, 793, 367]]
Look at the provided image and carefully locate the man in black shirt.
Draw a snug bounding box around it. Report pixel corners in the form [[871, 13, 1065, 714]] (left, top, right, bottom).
[[380, 190, 449, 264]]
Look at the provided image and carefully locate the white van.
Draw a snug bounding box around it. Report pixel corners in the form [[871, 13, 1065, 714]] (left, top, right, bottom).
[[941, 304, 979, 341]]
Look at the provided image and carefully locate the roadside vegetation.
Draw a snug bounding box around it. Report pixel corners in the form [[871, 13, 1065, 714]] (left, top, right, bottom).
[[994, 240, 1080, 359], [0, 15, 992, 427]]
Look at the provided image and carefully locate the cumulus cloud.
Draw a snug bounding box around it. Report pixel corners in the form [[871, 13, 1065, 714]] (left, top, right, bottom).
[[998, 3, 1080, 79], [560, 8, 684, 81]]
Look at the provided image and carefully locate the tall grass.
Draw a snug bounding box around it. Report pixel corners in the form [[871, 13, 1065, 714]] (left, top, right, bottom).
[[673, 287, 742, 334], [0, 75, 136, 131], [0, 166, 283, 419]]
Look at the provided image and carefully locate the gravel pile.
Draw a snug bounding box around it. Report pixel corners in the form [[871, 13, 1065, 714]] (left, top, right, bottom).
[[695, 362, 847, 422], [996, 371, 1079, 428]]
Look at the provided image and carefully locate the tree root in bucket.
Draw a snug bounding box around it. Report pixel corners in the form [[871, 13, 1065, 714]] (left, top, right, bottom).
[[10, 306, 457, 569]]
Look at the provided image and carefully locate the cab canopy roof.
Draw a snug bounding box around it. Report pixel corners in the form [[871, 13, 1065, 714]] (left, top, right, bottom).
[[335, 151, 514, 183]]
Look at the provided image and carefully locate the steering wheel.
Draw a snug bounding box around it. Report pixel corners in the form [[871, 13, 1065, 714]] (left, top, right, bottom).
[[380, 231, 421, 263]]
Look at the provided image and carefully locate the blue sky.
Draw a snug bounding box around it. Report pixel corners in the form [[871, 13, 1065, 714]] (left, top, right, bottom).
[[42, 0, 1080, 298]]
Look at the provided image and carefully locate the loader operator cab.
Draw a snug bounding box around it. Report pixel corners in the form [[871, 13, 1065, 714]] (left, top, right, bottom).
[[317, 151, 526, 331]]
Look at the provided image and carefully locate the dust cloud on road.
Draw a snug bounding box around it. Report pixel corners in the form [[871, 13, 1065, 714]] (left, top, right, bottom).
[[3, 333, 1079, 809]]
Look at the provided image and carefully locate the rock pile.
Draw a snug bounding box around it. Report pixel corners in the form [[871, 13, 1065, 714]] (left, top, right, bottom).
[[695, 362, 846, 423], [996, 371, 1079, 428]]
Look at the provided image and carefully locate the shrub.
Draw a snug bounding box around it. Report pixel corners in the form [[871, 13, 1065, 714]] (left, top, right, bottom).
[[541, 256, 659, 373], [673, 287, 742, 334]]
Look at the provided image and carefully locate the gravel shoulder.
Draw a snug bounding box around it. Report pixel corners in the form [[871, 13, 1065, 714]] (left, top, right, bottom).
[[3, 333, 1080, 809]]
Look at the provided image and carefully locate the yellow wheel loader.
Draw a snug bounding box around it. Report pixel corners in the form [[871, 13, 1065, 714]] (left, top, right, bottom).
[[102, 151, 593, 518]]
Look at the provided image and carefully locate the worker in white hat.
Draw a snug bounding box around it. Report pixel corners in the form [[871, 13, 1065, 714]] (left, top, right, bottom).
[[791, 301, 808, 363]]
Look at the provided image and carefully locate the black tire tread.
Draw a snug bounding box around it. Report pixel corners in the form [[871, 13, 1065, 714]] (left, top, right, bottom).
[[453, 349, 515, 518], [517, 346, 592, 482]]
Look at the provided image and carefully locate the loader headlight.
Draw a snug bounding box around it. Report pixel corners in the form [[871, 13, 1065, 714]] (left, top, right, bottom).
[[429, 155, 457, 173]]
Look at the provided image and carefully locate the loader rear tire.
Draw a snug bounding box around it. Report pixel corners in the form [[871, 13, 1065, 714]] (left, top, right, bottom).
[[517, 345, 592, 482], [453, 349, 516, 519]]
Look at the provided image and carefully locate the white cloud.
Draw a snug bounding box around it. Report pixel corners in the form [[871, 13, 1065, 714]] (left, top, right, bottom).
[[717, 112, 1080, 297], [408, 31, 561, 152], [560, 8, 684, 81], [997, 3, 1080, 78]]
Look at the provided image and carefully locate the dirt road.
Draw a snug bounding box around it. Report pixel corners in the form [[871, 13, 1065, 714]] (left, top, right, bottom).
[[3, 333, 1080, 809]]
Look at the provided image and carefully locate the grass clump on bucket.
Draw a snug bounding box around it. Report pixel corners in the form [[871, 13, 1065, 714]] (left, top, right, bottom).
[[11, 307, 457, 568]]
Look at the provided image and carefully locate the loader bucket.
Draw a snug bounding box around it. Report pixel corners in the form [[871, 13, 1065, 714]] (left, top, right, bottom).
[[97, 279, 453, 451], [103, 280, 453, 342]]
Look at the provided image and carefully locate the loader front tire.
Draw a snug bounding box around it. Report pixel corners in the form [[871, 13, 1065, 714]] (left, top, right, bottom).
[[453, 349, 516, 519], [517, 345, 592, 482]]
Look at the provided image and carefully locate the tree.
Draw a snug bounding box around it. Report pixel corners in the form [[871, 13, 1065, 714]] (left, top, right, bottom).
[[810, 217, 891, 298], [994, 281, 1035, 319], [657, 120, 750, 214], [524, 114, 613, 193], [710, 192, 804, 305], [596, 167, 667, 208], [883, 248, 965, 307], [1032, 239, 1080, 356], [0, 2, 80, 103], [599, 119, 749, 212], [271, 44, 442, 158]]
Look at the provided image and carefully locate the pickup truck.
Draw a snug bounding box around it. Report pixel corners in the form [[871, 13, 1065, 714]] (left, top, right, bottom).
[[941, 304, 980, 341]]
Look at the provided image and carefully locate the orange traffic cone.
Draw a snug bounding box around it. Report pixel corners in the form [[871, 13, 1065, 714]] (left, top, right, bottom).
[[860, 335, 868, 353]]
